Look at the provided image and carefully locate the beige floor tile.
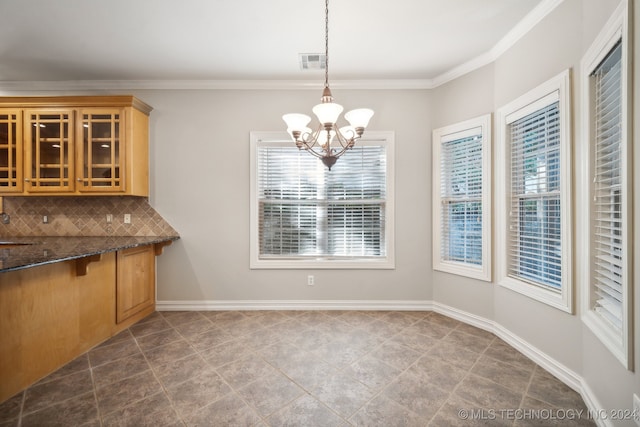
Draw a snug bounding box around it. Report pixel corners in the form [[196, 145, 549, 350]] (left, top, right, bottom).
[[268, 394, 349, 427], [343, 355, 401, 391], [0, 392, 22, 424], [454, 374, 524, 410], [23, 370, 93, 415], [129, 317, 172, 338], [216, 356, 275, 389], [382, 371, 450, 420], [171, 318, 216, 340], [368, 341, 422, 370], [92, 352, 150, 388], [427, 340, 481, 370], [527, 367, 589, 410], [21, 391, 98, 427], [471, 354, 533, 394], [165, 368, 231, 418], [237, 371, 305, 417], [101, 392, 182, 427], [7, 310, 596, 426], [143, 339, 196, 367], [311, 373, 376, 418], [95, 370, 162, 416], [350, 394, 425, 427], [153, 353, 211, 389], [187, 393, 262, 427], [135, 328, 183, 351], [88, 338, 141, 368]]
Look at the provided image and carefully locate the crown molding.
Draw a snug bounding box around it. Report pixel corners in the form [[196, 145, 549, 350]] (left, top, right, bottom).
[[431, 0, 564, 88], [0, 0, 564, 92], [0, 78, 434, 92]]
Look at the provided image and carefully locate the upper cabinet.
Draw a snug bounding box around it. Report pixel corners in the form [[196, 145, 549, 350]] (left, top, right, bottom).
[[0, 96, 152, 196], [0, 110, 22, 193]]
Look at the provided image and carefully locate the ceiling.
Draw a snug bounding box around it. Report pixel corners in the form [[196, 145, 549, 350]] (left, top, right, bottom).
[[0, 0, 549, 87]]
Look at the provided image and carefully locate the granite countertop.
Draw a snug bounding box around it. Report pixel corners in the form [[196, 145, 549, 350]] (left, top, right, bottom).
[[0, 235, 180, 273]]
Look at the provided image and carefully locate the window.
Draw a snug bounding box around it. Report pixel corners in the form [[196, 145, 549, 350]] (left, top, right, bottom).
[[250, 131, 394, 269], [432, 114, 491, 281], [580, 2, 632, 369], [496, 70, 572, 312]]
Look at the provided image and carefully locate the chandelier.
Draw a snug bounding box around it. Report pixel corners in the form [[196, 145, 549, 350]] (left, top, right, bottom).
[[282, 0, 374, 170]]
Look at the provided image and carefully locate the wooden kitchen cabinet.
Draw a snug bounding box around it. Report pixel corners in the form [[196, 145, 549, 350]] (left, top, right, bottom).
[[0, 96, 152, 196], [0, 252, 116, 402], [116, 244, 156, 325], [0, 109, 23, 192], [0, 240, 171, 402], [24, 109, 75, 192]]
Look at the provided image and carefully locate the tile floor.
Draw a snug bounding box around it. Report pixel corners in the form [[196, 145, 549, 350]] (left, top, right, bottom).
[[0, 310, 595, 426]]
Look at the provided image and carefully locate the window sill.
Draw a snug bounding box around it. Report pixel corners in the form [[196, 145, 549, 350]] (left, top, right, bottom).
[[250, 257, 395, 270], [498, 275, 572, 313]]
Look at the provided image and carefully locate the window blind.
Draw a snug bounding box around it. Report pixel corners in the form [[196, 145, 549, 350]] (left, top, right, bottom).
[[440, 132, 483, 265], [508, 102, 562, 289], [591, 41, 623, 332], [257, 144, 387, 259]]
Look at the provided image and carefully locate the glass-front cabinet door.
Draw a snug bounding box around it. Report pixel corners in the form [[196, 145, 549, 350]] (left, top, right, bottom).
[[77, 109, 125, 192], [25, 110, 74, 193], [0, 109, 22, 192]]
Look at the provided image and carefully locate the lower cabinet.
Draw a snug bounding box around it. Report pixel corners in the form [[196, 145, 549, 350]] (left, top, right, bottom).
[[0, 243, 164, 402], [0, 252, 116, 402], [116, 245, 155, 325]]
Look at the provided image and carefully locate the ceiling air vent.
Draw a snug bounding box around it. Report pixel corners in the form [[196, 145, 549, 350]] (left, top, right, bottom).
[[299, 53, 326, 70]]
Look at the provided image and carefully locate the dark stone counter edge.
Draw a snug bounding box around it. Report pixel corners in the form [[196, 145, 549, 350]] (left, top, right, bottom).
[[0, 235, 180, 273]]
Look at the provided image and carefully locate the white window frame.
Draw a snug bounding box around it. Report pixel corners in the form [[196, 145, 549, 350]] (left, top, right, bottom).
[[432, 114, 492, 281], [250, 130, 395, 269], [580, 1, 632, 370], [496, 69, 573, 312]]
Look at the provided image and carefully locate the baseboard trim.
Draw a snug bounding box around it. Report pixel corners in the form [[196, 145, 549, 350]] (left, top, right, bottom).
[[156, 298, 603, 424], [156, 299, 434, 312]]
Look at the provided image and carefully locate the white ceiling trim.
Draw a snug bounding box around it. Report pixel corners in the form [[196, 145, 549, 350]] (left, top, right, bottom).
[[0, 0, 564, 92], [0, 79, 434, 92], [431, 0, 564, 88]]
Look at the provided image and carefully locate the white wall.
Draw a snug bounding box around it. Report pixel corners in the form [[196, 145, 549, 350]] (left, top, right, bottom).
[[139, 89, 433, 303], [430, 0, 639, 422]]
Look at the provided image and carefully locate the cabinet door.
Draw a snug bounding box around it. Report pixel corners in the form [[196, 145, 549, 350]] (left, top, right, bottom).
[[0, 109, 22, 192], [77, 109, 125, 192], [24, 110, 75, 192], [116, 245, 155, 324]]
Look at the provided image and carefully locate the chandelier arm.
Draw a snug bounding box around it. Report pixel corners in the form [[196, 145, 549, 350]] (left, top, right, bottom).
[[332, 128, 352, 149], [301, 145, 326, 159], [299, 125, 325, 149], [329, 144, 353, 160]]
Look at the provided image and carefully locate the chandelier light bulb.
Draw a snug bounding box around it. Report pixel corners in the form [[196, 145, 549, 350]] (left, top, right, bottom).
[[344, 108, 374, 130], [282, 113, 311, 134], [312, 102, 344, 126]]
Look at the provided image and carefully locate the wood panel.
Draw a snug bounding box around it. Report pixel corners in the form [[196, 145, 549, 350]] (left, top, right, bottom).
[[116, 245, 155, 324], [0, 252, 115, 402]]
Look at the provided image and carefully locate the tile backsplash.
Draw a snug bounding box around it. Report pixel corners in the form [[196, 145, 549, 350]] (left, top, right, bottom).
[[0, 196, 178, 237]]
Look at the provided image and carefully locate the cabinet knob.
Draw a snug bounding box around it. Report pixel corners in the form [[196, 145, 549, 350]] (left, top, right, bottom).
[[77, 178, 82, 182], [24, 178, 30, 182]]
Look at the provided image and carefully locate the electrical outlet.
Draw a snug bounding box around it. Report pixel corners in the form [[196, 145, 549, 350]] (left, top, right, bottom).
[[106, 214, 113, 224], [633, 394, 640, 427], [124, 214, 131, 224], [43, 215, 48, 224], [307, 275, 314, 286]]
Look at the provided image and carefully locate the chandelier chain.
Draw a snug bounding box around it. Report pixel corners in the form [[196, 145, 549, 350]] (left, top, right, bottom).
[[281, 0, 374, 169], [324, 0, 329, 89]]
